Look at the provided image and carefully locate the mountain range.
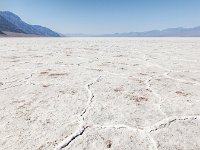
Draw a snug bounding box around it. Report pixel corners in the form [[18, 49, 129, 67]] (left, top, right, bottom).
[[101, 26, 200, 37], [69, 27, 200, 37], [64, 26, 200, 37], [0, 11, 60, 37]]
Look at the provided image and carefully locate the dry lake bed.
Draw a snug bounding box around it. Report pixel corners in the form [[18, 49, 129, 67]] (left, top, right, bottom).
[[0, 38, 200, 150]]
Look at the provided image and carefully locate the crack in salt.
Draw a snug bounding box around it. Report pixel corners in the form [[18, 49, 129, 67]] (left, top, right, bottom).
[[145, 77, 166, 116], [80, 76, 102, 118], [55, 123, 88, 150], [145, 115, 200, 133], [55, 76, 101, 150], [93, 124, 143, 132]]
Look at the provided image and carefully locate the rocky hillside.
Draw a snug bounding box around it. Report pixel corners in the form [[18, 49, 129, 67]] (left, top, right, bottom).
[[0, 11, 60, 37]]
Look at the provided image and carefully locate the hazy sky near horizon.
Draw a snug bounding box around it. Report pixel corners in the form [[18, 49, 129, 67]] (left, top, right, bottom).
[[1, 0, 200, 34]]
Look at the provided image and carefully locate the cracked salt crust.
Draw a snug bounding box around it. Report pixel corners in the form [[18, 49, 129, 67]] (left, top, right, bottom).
[[0, 38, 200, 150]]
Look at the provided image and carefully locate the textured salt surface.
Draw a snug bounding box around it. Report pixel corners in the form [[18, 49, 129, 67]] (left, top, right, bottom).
[[0, 38, 200, 150]]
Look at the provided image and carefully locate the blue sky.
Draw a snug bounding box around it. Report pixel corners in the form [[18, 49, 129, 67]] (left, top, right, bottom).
[[1, 0, 200, 34]]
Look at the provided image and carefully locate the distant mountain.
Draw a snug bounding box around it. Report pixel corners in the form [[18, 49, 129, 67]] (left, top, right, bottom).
[[0, 15, 25, 34], [102, 26, 200, 37], [0, 11, 60, 37]]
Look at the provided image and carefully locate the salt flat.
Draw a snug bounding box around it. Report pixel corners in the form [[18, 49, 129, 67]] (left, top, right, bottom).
[[0, 38, 200, 150]]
